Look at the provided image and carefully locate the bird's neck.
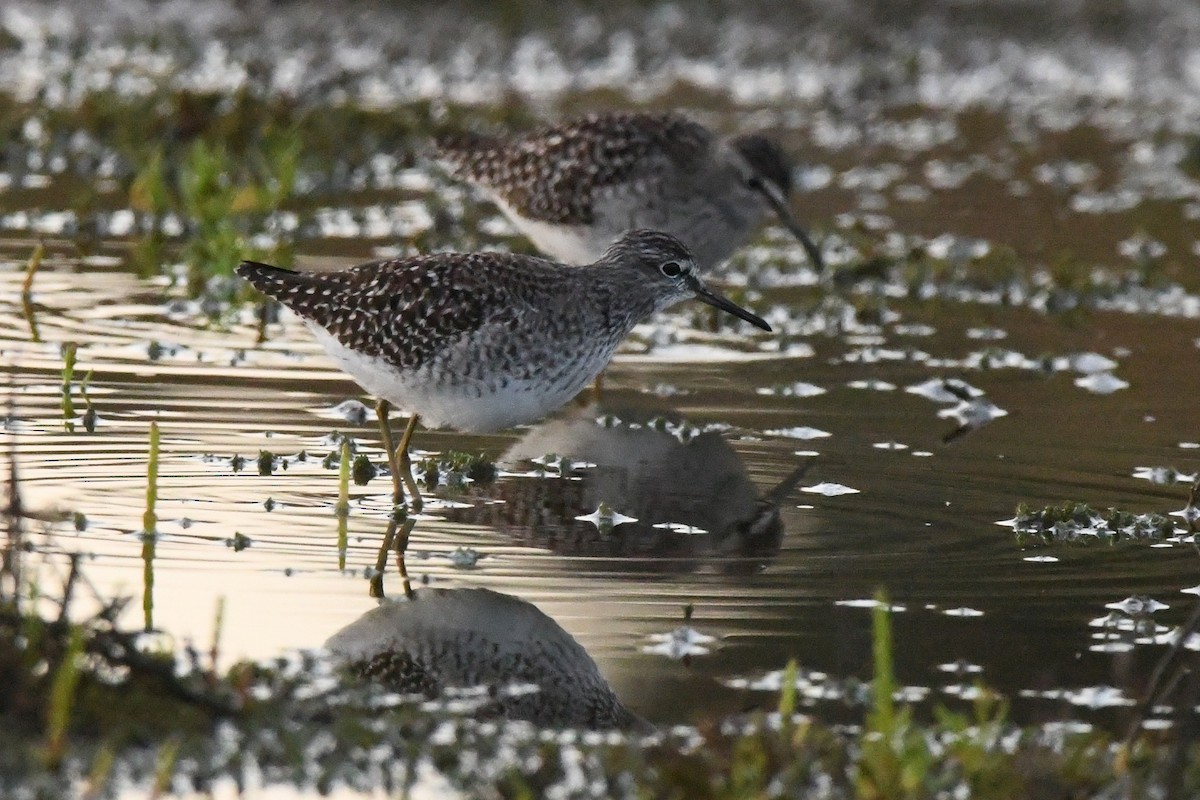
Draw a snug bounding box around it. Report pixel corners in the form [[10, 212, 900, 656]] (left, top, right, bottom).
[[590, 263, 661, 329]]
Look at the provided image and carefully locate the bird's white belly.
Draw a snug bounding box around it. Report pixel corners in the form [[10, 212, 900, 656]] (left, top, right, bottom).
[[308, 324, 595, 433], [499, 211, 608, 265]]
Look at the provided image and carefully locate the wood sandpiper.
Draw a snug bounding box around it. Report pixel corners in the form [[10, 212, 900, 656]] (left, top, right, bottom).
[[434, 110, 824, 272], [237, 229, 770, 592]]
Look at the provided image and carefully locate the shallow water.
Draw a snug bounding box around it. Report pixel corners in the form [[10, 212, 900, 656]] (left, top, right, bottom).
[[3, 0, 1200, 756], [5, 238, 1199, 732]]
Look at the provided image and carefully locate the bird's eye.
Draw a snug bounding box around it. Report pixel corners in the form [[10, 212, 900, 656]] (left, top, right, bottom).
[[660, 260, 683, 278]]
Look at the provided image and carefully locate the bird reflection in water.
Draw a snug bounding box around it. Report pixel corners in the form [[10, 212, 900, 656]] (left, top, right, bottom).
[[326, 587, 647, 730], [442, 402, 809, 575]]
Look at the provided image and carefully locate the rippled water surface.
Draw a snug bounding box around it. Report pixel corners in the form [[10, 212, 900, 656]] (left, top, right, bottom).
[[3, 0, 1200, 746]]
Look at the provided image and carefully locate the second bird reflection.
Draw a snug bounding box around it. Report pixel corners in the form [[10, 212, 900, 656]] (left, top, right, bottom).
[[440, 401, 809, 574]]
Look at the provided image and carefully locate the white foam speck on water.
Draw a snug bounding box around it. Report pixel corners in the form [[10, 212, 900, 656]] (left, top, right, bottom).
[[905, 378, 983, 403], [767, 426, 831, 440], [847, 379, 896, 391], [1074, 372, 1129, 394], [800, 482, 859, 496], [756, 381, 826, 397], [642, 626, 717, 659], [835, 598, 906, 612]]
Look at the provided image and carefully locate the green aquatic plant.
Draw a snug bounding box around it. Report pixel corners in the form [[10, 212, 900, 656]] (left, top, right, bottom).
[[127, 129, 300, 301], [21, 240, 42, 297], [418, 450, 497, 490], [351, 454, 377, 486], [58, 345, 98, 434]]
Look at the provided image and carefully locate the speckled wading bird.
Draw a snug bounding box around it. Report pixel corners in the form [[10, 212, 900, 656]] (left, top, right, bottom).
[[237, 230, 770, 578], [434, 110, 824, 271]]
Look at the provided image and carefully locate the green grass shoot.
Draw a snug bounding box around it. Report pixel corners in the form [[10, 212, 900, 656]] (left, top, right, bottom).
[[777, 658, 799, 720], [60, 343, 77, 431], [43, 624, 85, 769], [870, 588, 896, 735], [22, 241, 43, 296]]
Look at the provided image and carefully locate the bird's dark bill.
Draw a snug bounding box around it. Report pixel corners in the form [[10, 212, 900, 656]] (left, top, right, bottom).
[[691, 281, 772, 332], [753, 183, 826, 272]]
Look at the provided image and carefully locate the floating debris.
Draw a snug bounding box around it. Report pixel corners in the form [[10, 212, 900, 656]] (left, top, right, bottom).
[[723, 666, 848, 702], [1104, 596, 1169, 614], [905, 378, 983, 403], [966, 327, 1007, 341], [800, 482, 860, 497], [835, 598, 906, 612], [642, 626, 716, 659], [321, 399, 371, 425], [756, 381, 827, 398], [766, 426, 832, 440], [1117, 234, 1167, 261], [892, 323, 936, 336], [1061, 352, 1118, 374], [847, 379, 896, 391], [575, 502, 638, 532], [936, 660, 983, 674], [1074, 372, 1129, 394], [1169, 505, 1200, 524], [226, 532, 252, 552], [1132, 466, 1197, 484], [651, 522, 709, 535], [1020, 686, 1135, 709], [448, 547, 481, 569], [939, 395, 1008, 442]]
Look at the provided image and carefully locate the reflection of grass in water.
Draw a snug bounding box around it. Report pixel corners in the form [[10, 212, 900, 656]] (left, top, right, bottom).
[[336, 438, 351, 571], [141, 422, 159, 631]]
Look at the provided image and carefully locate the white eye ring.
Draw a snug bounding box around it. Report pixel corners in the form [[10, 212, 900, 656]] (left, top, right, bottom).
[[660, 260, 684, 278]]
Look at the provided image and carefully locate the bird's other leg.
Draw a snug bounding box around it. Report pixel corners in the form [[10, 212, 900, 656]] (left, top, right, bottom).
[[395, 412, 423, 514]]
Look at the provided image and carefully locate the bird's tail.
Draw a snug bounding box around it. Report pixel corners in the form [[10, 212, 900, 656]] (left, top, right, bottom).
[[236, 260, 319, 302]]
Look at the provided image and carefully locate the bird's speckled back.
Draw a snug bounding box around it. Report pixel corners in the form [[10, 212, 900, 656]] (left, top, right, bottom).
[[238, 232, 692, 382], [434, 111, 715, 225]]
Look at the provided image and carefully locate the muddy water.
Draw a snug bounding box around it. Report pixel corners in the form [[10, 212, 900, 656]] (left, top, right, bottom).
[[3, 0, 1200, 737]]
